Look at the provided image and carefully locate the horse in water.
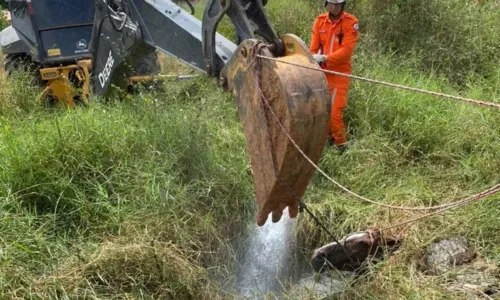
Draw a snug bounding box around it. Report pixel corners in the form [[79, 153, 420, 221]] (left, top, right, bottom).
[[311, 229, 402, 272]]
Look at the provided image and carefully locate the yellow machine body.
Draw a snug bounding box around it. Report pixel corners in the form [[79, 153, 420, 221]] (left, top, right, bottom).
[[39, 60, 92, 107], [37, 61, 164, 106]]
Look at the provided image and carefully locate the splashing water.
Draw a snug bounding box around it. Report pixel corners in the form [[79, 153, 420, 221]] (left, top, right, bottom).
[[236, 208, 302, 299]]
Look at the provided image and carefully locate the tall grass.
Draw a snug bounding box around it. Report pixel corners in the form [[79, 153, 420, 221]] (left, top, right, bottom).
[[0, 74, 255, 298], [349, 0, 500, 85]]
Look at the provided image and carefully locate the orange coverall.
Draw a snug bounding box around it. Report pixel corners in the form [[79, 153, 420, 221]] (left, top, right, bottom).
[[310, 11, 359, 146]]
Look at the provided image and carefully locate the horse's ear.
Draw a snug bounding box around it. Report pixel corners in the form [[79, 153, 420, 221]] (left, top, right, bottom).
[[381, 234, 403, 246], [366, 228, 403, 247]]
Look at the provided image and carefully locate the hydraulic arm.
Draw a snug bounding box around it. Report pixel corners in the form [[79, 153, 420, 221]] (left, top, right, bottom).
[[90, 0, 331, 226], [90, 0, 283, 93]]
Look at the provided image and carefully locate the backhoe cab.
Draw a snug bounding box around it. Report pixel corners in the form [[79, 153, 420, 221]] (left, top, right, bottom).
[[0, 0, 160, 106]]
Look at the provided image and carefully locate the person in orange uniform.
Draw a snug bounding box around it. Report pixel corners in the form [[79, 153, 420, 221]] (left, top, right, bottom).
[[310, 0, 359, 152]]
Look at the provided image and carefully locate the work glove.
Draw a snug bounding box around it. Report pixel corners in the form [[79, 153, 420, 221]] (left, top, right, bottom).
[[312, 54, 327, 64]]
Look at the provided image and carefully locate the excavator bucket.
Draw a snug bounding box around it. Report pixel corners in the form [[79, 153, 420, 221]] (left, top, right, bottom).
[[221, 34, 331, 226]]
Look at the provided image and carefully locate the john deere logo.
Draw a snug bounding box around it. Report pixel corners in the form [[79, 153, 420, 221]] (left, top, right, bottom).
[[76, 39, 88, 50]]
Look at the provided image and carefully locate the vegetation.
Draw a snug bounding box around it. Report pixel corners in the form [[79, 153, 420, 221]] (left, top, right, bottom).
[[0, 0, 499, 299]]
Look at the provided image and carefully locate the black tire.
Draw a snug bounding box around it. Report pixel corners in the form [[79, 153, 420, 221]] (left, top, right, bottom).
[[131, 50, 161, 76], [4, 53, 43, 85], [110, 45, 162, 93]]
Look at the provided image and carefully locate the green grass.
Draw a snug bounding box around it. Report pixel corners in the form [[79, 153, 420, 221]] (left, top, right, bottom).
[[0, 74, 255, 298], [293, 52, 500, 299], [1, 0, 500, 299]]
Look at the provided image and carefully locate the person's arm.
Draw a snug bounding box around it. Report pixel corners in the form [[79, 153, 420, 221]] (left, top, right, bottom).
[[309, 18, 321, 54]]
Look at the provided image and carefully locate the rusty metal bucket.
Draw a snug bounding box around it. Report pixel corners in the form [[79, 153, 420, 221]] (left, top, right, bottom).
[[221, 34, 331, 226]]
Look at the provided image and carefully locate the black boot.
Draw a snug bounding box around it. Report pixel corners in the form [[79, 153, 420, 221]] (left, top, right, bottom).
[[337, 143, 348, 154]]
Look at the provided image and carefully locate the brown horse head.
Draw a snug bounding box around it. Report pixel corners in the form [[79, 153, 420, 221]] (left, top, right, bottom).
[[311, 229, 401, 272]]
